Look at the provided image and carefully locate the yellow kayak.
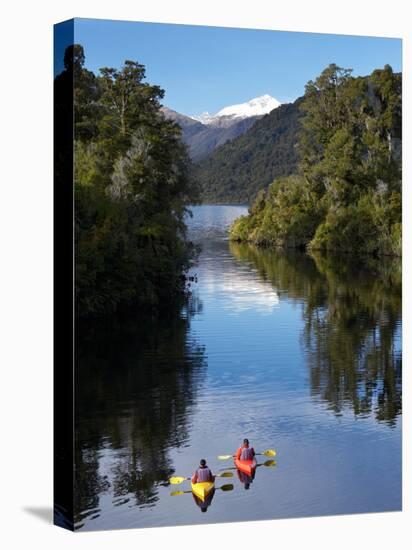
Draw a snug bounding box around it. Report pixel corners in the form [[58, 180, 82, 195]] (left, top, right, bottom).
[[191, 481, 215, 501]]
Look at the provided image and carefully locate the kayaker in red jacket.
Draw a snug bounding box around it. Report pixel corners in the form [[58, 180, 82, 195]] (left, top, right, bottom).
[[191, 459, 215, 483], [236, 438, 256, 461]]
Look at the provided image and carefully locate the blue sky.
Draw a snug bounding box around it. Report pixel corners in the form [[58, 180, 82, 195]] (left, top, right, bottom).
[[55, 18, 402, 116]]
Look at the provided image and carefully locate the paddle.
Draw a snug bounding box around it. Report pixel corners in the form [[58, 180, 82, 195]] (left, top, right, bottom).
[[171, 483, 234, 496], [258, 459, 276, 467], [218, 449, 277, 460], [169, 471, 233, 485]]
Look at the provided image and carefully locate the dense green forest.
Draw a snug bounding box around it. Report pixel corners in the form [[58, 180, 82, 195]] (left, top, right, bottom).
[[194, 100, 302, 203], [55, 45, 198, 318], [230, 64, 402, 257]]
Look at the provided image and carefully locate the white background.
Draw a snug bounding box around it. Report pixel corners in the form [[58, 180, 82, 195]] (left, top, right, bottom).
[[0, 0, 410, 548]]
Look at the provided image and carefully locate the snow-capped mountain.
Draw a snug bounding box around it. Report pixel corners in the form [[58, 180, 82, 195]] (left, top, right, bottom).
[[162, 95, 281, 161], [191, 94, 281, 126]]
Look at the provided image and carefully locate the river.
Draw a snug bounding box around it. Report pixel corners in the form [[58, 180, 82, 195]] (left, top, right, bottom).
[[75, 204, 402, 531]]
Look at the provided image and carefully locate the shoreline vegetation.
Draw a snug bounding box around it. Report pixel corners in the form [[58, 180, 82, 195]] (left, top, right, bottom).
[[229, 64, 401, 258], [55, 45, 199, 318]]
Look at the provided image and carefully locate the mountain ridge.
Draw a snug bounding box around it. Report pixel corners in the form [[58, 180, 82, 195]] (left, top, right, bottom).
[[161, 107, 258, 162], [193, 97, 303, 204], [161, 94, 282, 162]]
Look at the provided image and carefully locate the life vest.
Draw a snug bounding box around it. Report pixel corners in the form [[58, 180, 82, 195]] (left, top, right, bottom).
[[240, 446, 254, 460], [196, 466, 212, 482]]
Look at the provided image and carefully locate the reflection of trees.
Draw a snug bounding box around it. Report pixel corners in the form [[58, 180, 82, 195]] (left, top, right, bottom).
[[74, 302, 206, 527], [230, 242, 402, 426]]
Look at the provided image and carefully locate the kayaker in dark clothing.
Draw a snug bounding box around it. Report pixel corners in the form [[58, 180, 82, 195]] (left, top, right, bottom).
[[235, 438, 256, 461], [191, 459, 215, 484]]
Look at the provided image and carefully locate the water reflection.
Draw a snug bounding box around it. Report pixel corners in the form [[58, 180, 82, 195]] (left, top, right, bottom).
[[230, 243, 402, 426], [192, 490, 215, 512], [75, 306, 206, 528], [237, 470, 255, 490], [199, 240, 279, 315], [74, 206, 402, 530]]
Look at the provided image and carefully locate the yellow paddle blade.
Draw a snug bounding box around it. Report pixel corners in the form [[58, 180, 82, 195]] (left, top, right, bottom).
[[170, 490, 185, 496], [218, 455, 233, 460], [218, 471, 234, 478], [220, 484, 234, 491], [262, 449, 277, 457], [169, 476, 188, 485], [263, 460, 277, 467]]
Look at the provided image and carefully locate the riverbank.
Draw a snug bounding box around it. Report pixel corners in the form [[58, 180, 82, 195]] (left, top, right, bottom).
[[229, 178, 402, 258]]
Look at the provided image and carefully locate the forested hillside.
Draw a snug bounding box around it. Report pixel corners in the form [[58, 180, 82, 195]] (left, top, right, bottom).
[[230, 64, 402, 257], [55, 45, 198, 318], [193, 99, 303, 203]]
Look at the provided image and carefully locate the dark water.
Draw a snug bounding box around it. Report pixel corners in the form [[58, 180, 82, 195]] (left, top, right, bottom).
[[75, 205, 402, 531]]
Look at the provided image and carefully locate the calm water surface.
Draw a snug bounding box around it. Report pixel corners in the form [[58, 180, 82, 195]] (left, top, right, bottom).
[[75, 205, 402, 530]]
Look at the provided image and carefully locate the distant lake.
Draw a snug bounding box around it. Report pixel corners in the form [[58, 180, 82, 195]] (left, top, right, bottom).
[[75, 204, 402, 530]]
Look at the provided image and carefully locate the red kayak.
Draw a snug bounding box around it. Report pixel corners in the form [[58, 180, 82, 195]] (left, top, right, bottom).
[[234, 457, 257, 476]]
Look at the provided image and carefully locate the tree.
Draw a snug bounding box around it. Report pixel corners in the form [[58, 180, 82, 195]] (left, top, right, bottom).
[[54, 45, 197, 317], [98, 61, 164, 155]]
